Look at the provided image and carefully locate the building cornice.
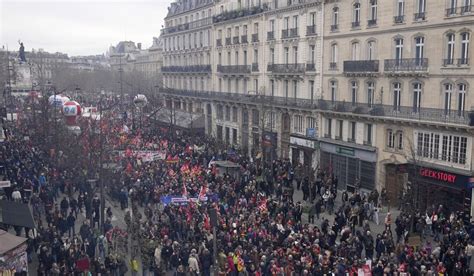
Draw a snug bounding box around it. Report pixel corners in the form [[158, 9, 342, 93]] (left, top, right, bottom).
[[325, 19, 474, 39]]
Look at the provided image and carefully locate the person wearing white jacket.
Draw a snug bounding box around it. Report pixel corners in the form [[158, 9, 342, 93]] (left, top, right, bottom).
[[188, 249, 200, 275], [425, 213, 433, 238]]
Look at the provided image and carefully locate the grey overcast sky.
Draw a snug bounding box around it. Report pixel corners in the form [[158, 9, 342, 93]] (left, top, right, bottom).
[[1, 0, 172, 56]]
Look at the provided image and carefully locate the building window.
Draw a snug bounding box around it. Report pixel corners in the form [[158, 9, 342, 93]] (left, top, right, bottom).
[[232, 106, 238, 122], [270, 48, 275, 64], [460, 32, 470, 64], [270, 79, 275, 96], [365, 124, 373, 145], [446, 33, 455, 65], [294, 115, 304, 134], [367, 41, 376, 60], [309, 12, 316, 26], [413, 82, 422, 113], [458, 83, 466, 116], [284, 47, 289, 64], [330, 81, 337, 102], [310, 45, 315, 64], [448, 0, 457, 15], [367, 81, 375, 107], [232, 129, 238, 145], [252, 109, 259, 125], [217, 104, 223, 119], [396, 0, 405, 16], [293, 46, 298, 63], [369, 0, 377, 21], [416, 131, 468, 165], [395, 38, 404, 61], [336, 120, 343, 140], [331, 43, 338, 68], [332, 7, 339, 27], [285, 80, 289, 98], [416, 0, 426, 19], [351, 42, 360, 61], [397, 131, 404, 150], [307, 117, 316, 129], [393, 82, 402, 111], [225, 106, 231, 121], [293, 80, 298, 99], [353, 2, 361, 26], [309, 80, 315, 102], [351, 81, 358, 105], [253, 49, 258, 64], [325, 118, 332, 137], [387, 129, 395, 148], [444, 83, 453, 115], [349, 121, 356, 142], [293, 15, 298, 29], [415, 36, 425, 62], [284, 17, 289, 30]]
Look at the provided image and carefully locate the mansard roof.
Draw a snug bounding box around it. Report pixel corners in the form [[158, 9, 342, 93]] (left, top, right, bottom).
[[166, 0, 213, 18]]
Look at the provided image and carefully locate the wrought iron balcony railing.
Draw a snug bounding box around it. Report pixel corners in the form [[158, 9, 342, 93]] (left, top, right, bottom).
[[344, 60, 379, 73], [384, 58, 428, 72], [460, 5, 473, 14], [162, 17, 213, 35], [394, 15, 404, 23], [443, 59, 455, 66], [414, 12, 426, 20], [225, 37, 232, 45], [289, 28, 298, 38], [367, 19, 377, 26], [306, 63, 316, 71], [446, 7, 457, 16], [252, 33, 259, 42], [282, 29, 289, 38], [306, 25, 316, 36], [267, 63, 305, 74], [352, 21, 360, 28], [267, 31, 275, 40], [217, 65, 251, 74], [252, 63, 259, 72], [160, 88, 470, 125], [216, 39, 222, 47], [458, 58, 469, 66], [329, 62, 337, 70], [241, 35, 248, 44], [161, 65, 212, 73], [233, 36, 240, 44]]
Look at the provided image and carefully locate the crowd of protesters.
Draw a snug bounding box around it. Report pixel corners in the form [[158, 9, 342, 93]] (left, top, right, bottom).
[[1, 98, 474, 276]]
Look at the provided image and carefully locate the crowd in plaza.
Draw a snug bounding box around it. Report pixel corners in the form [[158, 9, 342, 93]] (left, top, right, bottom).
[[1, 99, 474, 276]]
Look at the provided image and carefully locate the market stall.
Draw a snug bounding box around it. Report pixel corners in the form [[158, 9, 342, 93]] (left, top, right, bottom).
[[0, 230, 28, 275]]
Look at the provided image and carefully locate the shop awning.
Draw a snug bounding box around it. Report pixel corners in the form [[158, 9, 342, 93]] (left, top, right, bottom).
[[0, 200, 36, 229], [0, 230, 27, 255], [151, 109, 205, 129]]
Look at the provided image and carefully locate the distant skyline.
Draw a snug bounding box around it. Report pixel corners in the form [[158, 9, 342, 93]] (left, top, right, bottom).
[[0, 0, 172, 56]]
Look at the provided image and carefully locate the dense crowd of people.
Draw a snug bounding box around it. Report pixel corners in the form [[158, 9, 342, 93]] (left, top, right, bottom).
[[1, 98, 474, 276]]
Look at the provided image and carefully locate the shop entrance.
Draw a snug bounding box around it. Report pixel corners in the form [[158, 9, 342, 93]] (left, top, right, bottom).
[[417, 183, 465, 213], [385, 164, 406, 207]]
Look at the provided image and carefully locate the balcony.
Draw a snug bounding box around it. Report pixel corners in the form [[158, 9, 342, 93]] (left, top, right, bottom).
[[384, 58, 428, 75], [414, 12, 426, 20], [162, 17, 213, 35], [161, 65, 212, 73], [267, 31, 275, 40], [394, 15, 404, 23], [367, 19, 377, 27], [216, 39, 222, 47], [225, 37, 231, 46], [267, 63, 305, 74], [329, 62, 337, 70], [343, 60, 379, 76], [458, 58, 469, 66], [290, 28, 298, 38], [161, 89, 471, 126], [282, 28, 298, 39], [212, 5, 268, 24], [233, 36, 240, 44], [241, 35, 248, 44], [460, 5, 473, 14], [306, 63, 316, 71], [252, 63, 259, 72], [352, 21, 360, 28], [306, 25, 317, 36], [331, 24, 338, 31], [446, 7, 457, 16], [252, 33, 259, 43], [217, 65, 251, 74]]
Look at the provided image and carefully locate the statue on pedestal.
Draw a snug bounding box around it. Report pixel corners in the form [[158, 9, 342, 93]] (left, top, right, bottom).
[[18, 41, 26, 63]]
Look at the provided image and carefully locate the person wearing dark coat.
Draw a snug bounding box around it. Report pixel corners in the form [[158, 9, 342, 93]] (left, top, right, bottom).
[[200, 249, 212, 276]]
